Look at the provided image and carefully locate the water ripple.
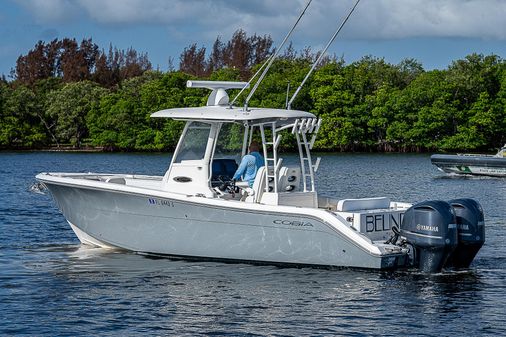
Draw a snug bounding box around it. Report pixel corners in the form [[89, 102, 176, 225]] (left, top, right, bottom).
[[1, 152, 505, 336]]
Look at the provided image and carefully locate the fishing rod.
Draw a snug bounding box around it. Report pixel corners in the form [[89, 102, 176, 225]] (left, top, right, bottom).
[[287, 0, 361, 110], [242, 0, 312, 111]]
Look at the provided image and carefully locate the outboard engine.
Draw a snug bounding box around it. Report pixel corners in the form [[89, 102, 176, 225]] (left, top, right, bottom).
[[400, 200, 458, 273], [444, 198, 485, 268]]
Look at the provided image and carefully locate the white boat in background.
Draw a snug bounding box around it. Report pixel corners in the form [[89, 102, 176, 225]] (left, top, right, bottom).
[[34, 1, 485, 272], [431, 145, 506, 177]]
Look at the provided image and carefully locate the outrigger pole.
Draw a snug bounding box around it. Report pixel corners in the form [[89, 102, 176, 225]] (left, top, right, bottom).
[[241, 0, 312, 111], [287, 0, 361, 110]]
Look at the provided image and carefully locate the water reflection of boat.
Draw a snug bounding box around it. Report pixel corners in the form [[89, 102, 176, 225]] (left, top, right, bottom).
[[431, 145, 506, 177]]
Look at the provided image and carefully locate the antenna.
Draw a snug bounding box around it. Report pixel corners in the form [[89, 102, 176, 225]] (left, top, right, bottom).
[[242, 0, 312, 111], [285, 81, 291, 108], [287, 0, 361, 110]]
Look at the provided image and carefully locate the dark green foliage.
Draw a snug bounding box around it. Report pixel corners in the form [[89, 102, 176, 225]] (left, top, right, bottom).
[[0, 84, 47, 147], [1, 35, 505, 153], [310, 54, 506, 152], [87, 71, 193, 151], [47, 81, 107, 147]]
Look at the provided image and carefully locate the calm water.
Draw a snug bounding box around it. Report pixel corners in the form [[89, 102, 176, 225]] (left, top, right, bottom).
[[1, 152, 505, 336]]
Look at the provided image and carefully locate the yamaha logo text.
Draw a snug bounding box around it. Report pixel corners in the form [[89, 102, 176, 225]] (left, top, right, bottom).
[[416, 224, 439, 232]]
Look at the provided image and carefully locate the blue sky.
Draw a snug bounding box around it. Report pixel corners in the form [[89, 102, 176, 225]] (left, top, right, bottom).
[[1, 0, 506, 78]]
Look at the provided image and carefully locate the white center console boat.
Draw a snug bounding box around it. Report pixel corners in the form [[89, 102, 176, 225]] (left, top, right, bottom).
[[35, 81, 485, 272]]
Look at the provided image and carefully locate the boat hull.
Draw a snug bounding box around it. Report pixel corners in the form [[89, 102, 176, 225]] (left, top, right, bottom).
[[40, 178, 404, 270], [431, 154, 506, 177]]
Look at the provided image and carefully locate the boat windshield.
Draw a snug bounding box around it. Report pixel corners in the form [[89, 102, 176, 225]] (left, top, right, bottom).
[[173, 122, 211, 163], [214, 123, 243, 160]]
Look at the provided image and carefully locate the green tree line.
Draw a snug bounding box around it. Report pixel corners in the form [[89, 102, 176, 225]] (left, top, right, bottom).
[[1, 33, 505, 152]]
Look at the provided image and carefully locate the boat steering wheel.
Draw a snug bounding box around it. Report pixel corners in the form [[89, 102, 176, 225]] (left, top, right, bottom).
[[217, 175, 238, 194]]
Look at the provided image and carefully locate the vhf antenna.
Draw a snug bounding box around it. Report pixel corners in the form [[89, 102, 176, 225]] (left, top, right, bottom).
[[287, 0, 361, 110]]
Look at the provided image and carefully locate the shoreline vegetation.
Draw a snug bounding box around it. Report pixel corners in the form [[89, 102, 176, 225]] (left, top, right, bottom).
[[1, 31, 505, 153]]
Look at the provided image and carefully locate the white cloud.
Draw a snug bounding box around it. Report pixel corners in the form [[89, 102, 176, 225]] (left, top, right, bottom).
[[15, 0, 78, 23], [344, 0, 506, 40], [17, 0, 506, 40]]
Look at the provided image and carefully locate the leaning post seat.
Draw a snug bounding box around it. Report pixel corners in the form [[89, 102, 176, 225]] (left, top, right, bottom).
[[245, 166, 267, 203]]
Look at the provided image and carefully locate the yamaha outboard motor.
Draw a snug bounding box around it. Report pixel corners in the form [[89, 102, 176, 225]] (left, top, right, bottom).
[[400, 200, 458, 273], [444, 198, 485, 269]]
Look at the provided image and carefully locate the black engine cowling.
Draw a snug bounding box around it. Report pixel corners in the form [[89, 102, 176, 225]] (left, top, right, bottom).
[[400, 200, 458, 273], [444, 198, 485, 269]]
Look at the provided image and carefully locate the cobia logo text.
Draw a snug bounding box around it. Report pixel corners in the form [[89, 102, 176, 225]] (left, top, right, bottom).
[[273, 219, 314, 227]]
